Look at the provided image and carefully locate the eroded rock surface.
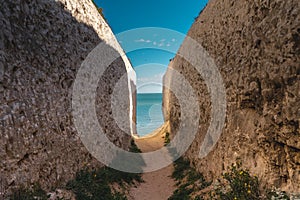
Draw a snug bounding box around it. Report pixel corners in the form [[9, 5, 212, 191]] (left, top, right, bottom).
[[0, 0, 135, 193], [164, 0, 300, 192]]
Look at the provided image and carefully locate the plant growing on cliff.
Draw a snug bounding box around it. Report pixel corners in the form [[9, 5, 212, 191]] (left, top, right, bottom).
[[214, 162, 260, 200], [164, 132, 171, 146], [169, 158, 279, 200], [266, 190, 290, 200], [91, 0, 106, 20]]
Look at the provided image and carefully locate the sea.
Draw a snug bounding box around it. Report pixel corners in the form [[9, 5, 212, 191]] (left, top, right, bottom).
[[136, 93, 164, 136]]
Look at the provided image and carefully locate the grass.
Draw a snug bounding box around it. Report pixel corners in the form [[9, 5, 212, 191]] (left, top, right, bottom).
[[129, 139, 142, 153], [169, 183, 193, 200], [169, 158, 294, 200], [171, 157, 190, 181], [65, 167, 135, 200], [9, 169, 138, 200], [9, 140, 143, 200], [66, 140, 143, 199], [169, 157, 212, 200], [10, 184, 49, 200]]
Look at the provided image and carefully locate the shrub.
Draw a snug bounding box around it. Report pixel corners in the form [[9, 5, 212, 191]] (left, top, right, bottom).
[[66, 166, 142, 200], [66, 140, 142, 199], [10, 184, 49, 200], [129, 140, 142, 153], [266, 189, 290, 200], [169, 157, 211, 200], [214, 162, 260, 200], [164, 132, 171, 146], [168, 184, 193, 200], [172, 157, 190, 180], [8, 140, 142, 200]]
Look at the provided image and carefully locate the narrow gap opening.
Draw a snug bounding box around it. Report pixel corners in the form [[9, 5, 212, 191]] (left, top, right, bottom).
[[128, 49, 172, 137], [95, 0, 208, 137]]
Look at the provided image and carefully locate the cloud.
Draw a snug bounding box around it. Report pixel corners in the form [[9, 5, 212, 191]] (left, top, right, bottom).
[[135, 38, 145, 42], [134, 38, 152, 43], [135, 38, 175, 47], [137, 73, 164, 85]]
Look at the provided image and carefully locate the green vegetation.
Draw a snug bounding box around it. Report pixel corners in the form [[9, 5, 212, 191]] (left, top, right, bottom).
[[10, 184, 49, 200], [169, 157, 211, 200], [266, 190, 290, 200], [212, 162, 260, 200], [171, 157, 190, 181], [129, 139, 142, 153], [169, 158, 295, 200], [169, 183, 193, 200], [9, 140, 143, 200], [211, 162, 296, 200], [66, 167, 135, 200], [66, 140, 142, 199], [164, 132, 171, 146]]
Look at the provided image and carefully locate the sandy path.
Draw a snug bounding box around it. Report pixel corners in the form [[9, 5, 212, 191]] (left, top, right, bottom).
[[129, 122, 176, 200]]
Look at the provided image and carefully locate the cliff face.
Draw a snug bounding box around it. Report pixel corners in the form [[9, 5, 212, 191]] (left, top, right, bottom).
[[164, 0, 299, 192], [0, 0, 135, 192]]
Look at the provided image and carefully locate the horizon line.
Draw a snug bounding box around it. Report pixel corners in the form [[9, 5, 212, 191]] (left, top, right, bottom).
[[137, 92, 162, 94]]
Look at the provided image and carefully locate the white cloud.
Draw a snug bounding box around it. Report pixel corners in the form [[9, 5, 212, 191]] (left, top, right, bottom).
[[158, 43, 164, 47], [171, 38, 176, 42], [135, 39, 152, 44], [166, 43, 171, 47], [137, 73, 164, 85], [160, 39, 166, 42], [135, 38, 145, 42], [153, 41, 157, 45]]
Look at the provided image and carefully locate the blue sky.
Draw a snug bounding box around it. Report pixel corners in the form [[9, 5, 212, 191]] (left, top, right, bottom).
[[94, 0, 208, 93]]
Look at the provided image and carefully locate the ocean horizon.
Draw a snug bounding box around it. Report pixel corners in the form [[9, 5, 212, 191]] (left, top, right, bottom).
[[136, 93, 164, 136]]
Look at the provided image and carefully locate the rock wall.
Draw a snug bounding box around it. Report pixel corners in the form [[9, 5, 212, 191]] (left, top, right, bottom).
[[0, 0, 135, 193], [163, 0, 299, 192]]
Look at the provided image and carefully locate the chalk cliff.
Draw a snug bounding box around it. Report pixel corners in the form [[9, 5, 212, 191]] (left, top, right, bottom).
[[0, 0, 135, 192], [163, 0, 299, 192]]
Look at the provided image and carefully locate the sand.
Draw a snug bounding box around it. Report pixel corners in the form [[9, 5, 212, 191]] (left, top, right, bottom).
[[129, 122, 176, 200]]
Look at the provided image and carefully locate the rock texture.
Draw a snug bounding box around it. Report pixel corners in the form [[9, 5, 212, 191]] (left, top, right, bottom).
[[163, 0, 300, 192], [0, 0, 135, 194]]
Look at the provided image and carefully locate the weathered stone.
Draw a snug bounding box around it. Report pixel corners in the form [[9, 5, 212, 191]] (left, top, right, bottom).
[[164, 0, 300, 193], [0, 0, 135, 194]]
